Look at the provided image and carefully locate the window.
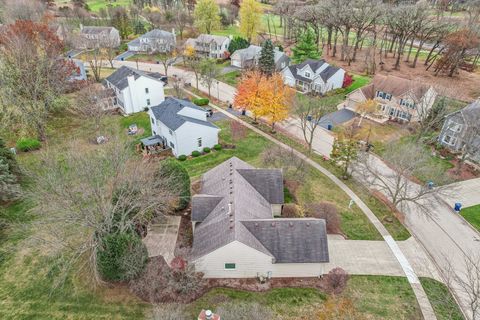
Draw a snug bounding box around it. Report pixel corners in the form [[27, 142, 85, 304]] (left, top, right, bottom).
[[145, 87, 149, 94], [305, 71, 311, 78], [443, 135, 457, 146], [281, 62, 286, 68], [224, 263, 236, 270], [169, 141, 175, 148], [197, 137, 202, 147], [385, 93, 392, 100], [146, 99, 151, 106]]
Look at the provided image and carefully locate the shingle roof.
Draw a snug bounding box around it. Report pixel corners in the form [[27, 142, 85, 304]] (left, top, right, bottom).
[[191, 157, 329, 263], [196, 34, 229, 45], [233, 45, 287, 63], [142, 29, 175, 39], [319, 65, 341, 81], [150, 97, 218, 131], [105, 66, 164, 90], [288, 65, 312, 83], [360, 74, 431, 101], [191, 195, 223, 222], [296, 59, 326, 72], [242, 219, 329, 263], [81, 26, 116, 35]]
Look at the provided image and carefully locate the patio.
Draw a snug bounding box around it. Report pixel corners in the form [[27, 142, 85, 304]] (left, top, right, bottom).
[[142, 215, 181, 264]]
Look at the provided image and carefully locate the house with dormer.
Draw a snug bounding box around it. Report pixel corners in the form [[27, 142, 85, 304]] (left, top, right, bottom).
[[190, 157, 329, 278], [345, 74, 437, 123], [281, 59, 345, 95], [78, 25, 120, 49], [184, 34, 231, 59], [127, 29, 176, 53]]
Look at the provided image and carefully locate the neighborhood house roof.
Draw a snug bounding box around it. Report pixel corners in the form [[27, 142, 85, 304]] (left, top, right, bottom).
[[141, 135, 163, 146], [233, 45, 286, 63], [191, 157, 329, 263], [195, 34, 229, 45], [150, 97, 218, 131], [288, 59, 341, 83], [142, 29, 174, 39], [81, 26, 115, 35], [105, 66, 164, 90], [359, 74, 431, 101]]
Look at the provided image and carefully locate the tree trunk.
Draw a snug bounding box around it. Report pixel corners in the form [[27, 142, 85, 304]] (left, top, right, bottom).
[[405, 37, 414, 62], [327, 26, 332, 56], [412, 41, 425, 68], [352, 34, 362, 61], [425, 41, 440, 66], [333, 29, 339, 57]]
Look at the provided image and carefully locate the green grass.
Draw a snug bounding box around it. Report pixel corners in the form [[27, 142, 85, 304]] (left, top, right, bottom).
[[283, 187, 295, 203], [217, 70, 242, 86], [55, 0, 132, 12], [119, 112, 151, 140], [212, 25, 242, 38], [460, 204, 480, 232], [420, 277, 465, 320], [346, 74, 372, 94]]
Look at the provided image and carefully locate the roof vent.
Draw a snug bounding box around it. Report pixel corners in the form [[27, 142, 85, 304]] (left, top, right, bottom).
[[289, 222, 294, 227], [254, 222, 259, 227], [227, 203, 232, 216], [306, 222, 311, 227], [229, 224, 234, 229], [271, 222, 276, 227]]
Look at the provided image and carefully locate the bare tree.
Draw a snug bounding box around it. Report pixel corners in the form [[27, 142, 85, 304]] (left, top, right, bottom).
[[199, 58, 222, 97], [86, 48, 104, 82], [355, 141, 452, 213], [27, 139, 178, 286], [0, 0, 46, 23], [170, 74, 185, 98], [174, 5, 193, 40], [294, 95, 337, 153], [305, 202, 341, 234], [261, 146, 308, 182], [322, 267, 349, 295]]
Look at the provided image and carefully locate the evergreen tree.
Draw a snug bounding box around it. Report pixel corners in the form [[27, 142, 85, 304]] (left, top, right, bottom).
[[291, 29, 321, 64], [228, 36, 249, 54], [258, 39, 275, 76]]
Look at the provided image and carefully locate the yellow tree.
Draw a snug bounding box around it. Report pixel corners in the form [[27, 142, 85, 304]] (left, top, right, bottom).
[[357, 99, 378, 126], [263, 73, 294, 132], [183, 45, 201, 89], [193, 0, 221, 34], [239, 0, 263, 42], [234, 71, 267, 122]]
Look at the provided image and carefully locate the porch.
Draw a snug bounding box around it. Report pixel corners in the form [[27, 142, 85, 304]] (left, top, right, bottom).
[[140, 135, 171, 156]]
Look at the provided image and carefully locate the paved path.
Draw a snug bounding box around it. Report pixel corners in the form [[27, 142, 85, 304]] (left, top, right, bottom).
[[354, 154, 479, 319], [443, 177, 480, 208], [184, 89, 437, 320]]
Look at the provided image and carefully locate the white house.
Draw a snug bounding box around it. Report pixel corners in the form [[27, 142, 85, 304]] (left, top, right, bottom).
[[184, 34, 230, 59], [78, 25, 120, 49], [127, 29, 176, 53], [190, 157, 329, 278], [345, 74, 437, 123], [148, 97, 220, 157], [104, 66, 165, 115], [281, 59, 345, 95], [230, 45, 290, 71]]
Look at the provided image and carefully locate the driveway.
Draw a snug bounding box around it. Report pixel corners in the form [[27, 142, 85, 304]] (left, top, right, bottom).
[[142, 216, 181, 264], [115, 51, 136, 61], [442, 177, 480, 208]]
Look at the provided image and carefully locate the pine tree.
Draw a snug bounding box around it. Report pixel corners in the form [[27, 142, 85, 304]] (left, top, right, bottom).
[[228, 36, 249, 54], [291, 29, 321, 64], [258, 39, 275, 76]]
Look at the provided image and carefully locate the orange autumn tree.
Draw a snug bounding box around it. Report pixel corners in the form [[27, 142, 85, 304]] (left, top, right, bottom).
[[234, 71, 294, 131]]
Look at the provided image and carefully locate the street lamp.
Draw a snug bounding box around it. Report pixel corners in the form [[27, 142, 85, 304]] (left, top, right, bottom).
[[216, 80, 220, 101]]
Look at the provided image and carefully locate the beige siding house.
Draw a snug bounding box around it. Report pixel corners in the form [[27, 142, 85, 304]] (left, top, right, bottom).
[[190, 157, 329, 278], [345, 74, 437, 123]]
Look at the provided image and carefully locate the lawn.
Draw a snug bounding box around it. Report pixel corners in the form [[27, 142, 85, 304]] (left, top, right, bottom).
[[460, 204, 480, 232], [185, 276, 421, 319], [420, 277, 465, 320], [54, 0, 132, 12], [217, 70, 242, 86]]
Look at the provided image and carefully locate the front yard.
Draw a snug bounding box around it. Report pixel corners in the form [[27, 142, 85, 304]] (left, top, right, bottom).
[[460, 204, 480, 232]]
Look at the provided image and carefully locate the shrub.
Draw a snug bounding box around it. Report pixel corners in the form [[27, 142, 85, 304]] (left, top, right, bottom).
[[306, 202, 341, 234], [192, 98, 209, 106], [322, 267, 349, 295], [191, 150, 201, 157], [214, 144, 222, 151], [16, 138, 41, 152], [96, 232, 148, 282], [177, 155, 187, 161], [282, 203, 302, 217], [158, 159, 191, 210], [203, 147, 210, 153], [342, 73, 353, 88]]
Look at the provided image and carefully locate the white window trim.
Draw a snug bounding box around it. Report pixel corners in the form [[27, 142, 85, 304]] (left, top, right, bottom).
[[442, 135, 457, 146]]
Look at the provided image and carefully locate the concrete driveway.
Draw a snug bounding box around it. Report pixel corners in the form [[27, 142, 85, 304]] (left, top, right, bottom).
[[142, 216, 181, 264], [318, 108, 357, 130], [442, 177, 480, 208]]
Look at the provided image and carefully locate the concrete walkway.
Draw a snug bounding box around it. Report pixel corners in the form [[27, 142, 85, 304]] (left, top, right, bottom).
[[142, 216, 181, 264], [443, 177, 480, 208], [184, 89, 437, 320]]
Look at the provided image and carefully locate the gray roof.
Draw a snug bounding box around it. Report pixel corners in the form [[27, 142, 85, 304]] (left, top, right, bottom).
[[196, 34, 229, 45], [191, 195, 223, 222], [319, 65, 341, 81], [461, 99, 480, 126], [233, 45, 287, 63], [296, 59, 326, 72], [288, 59, 341, 83], [242, 219, 329, 263], [150, 97, 218, 131], [81, 26, 116, 35], [288, 65, 312, 83], [191, 157, 329, 263], [141, 135, 163, 147], [142, 29, 175, 40], [105, 66, 164, 90]]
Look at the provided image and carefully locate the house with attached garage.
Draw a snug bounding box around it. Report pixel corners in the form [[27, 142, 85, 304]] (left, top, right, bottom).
[[104, 66, 165, 115], [438, 99, 480, 162], [190, 157, 329, 278], [281, 59, 345, 95], [184, 34, 231, 59], [127, 29, 176, 53], [78, 25, 120, 49], [230, 45, 290, 71], [345, 74, 437, 123], [147, 97, 220, 157]]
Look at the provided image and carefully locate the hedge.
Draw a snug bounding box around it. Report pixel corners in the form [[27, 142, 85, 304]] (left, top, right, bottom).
[[178, 155, 187, 161], [192, 98, 209, 106], [203, 147, 211, 153], [16, 138, 41, 152], [96, 232, 148, 282], [158, 158, 191, 210], [214, 144, 222, 151], [191, 150, 201, 157]]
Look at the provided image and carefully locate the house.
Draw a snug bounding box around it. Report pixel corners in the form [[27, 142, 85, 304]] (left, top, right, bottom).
[[345, 74, 437, 122], [104, 66, 165, 114], [230, 45, 290, 71], [148, 97, 220, 157], [69, 59, 87, 81], [281, 59, 345, 95], [127, 29, 176, 53], [190, 157, 329, 278], [184, 34, 230, 59], [78, 25, 120, 49], [439, 99, 480, 162]]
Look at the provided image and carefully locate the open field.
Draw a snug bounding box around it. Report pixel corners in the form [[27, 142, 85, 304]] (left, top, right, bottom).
[[460, 204, 480, 232], [54, 0, 132, 11]]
